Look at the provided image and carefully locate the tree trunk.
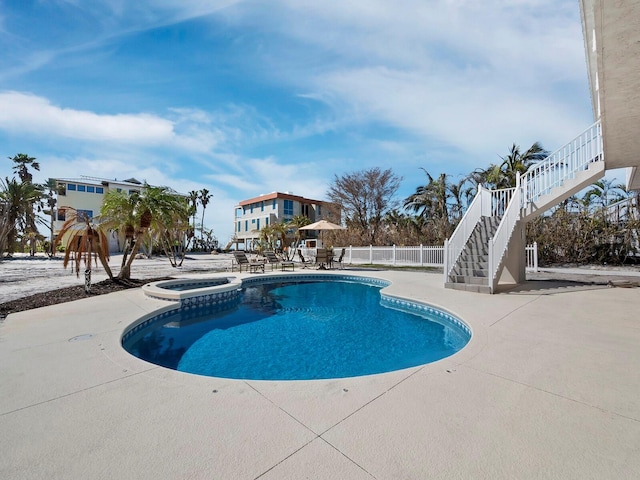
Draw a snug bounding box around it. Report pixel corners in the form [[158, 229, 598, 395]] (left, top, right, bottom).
[[118, 237, 142, 279]]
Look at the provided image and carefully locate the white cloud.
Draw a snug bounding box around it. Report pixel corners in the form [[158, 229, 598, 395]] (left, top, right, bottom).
[[237, 0, 591, 156], [0, 91, 229, 153]]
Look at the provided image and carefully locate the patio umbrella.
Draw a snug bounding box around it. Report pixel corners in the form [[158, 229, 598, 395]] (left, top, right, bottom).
[[298, 219, 344, 247]]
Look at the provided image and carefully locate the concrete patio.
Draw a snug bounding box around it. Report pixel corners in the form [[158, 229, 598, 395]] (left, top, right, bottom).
[[1, 270, 639, 479]]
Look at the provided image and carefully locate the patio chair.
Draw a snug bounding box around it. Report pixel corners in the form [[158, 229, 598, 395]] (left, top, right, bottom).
[[264, 251, 295, 271], [334, 248, 346, 269], [232, 251, 265, 273], [315, 248, 329, 270]]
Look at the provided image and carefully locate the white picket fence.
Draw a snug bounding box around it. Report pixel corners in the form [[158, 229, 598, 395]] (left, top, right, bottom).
[[335, 243, 539, 271]]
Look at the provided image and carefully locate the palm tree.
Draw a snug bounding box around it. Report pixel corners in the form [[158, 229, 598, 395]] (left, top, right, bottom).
[[470, 142, 548, 190], [10, 153, 40, 183], [289, 215, 311, 257], [188, 190, 199, 236], [404, 170, 451, 222], [199, 188, 212, 244], [100, 185, 193, 276], [99, 189, 147, 279], [43, 178, 58, 256], [143, 186, 192, 266], [582, 178, 626, 211], [54, 208, 113, 292], [0, 177, 43, 256], [0, 200, 11, 257]]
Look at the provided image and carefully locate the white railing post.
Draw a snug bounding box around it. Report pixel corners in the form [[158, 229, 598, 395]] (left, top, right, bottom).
[[420, 244, 424, 266], [369, 245, 373, 264], [533, 241, 538, 272], [443, 240, 449, 283], [488, 238, 494, 294], [348, 245, 352, 264], [392, 244, 396, 266]]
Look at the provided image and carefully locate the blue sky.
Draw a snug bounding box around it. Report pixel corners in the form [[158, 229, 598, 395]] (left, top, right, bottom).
[[0, 0, 594, 243]]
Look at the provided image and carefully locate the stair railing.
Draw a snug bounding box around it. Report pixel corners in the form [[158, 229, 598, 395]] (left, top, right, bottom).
[[522, 120, 603, 206], [444, 185, 492, 281], [488, 173, 522, 292], [490, 187, 516, 217], [488, 120, 603, 292]]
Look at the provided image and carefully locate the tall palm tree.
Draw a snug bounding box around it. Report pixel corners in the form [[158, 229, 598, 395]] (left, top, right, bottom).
[[43, 178, 58, 256], [470, 142, 548, 190], [0, 199, 11, 257], [0, 177, 43, 256], [500, 142, 547, 186], [188, 190, 199, 232], [10, 153, 40, 183], [199, 188, 212, 244]]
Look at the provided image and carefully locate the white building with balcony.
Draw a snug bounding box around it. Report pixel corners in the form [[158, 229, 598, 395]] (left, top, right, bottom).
[[52, 176, 180, 252], [232, 191, 336, 251]]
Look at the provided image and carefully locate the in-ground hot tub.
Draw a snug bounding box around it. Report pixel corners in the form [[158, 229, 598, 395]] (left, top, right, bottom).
[[142, 276, 241, 303]]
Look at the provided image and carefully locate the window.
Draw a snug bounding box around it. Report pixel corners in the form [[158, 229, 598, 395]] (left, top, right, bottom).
[[117, 188, 122, 193], [261, 202, 264, 212], [284, 199, 293, 216], [251, 219, 256, 224], [128, 189, 139, 195], [250, 204, 254, 214], [272, 199, 276, 209], [237, 221, 241, 232], [256, 219, 260, 230], [245, 220, 248, 231], [57, 210, 66, 221], [318, 205, 322, 216], [96, 187, 104, 194], [265, 217, 269, 226], [87, 186, 95, 193], [77, 210, 93, 222], [57, 184, 66, 196], [77, 184, 86, 192], [67, 183, 77, 191]]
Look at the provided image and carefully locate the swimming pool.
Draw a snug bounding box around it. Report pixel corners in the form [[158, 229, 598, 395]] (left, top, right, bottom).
[[123, 275, 471, 380]]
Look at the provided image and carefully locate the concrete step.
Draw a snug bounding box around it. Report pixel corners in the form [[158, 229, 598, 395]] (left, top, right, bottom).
[[453, 266, 489, 277], [444, 282, 492, 294], [449, 275, 488, 285]]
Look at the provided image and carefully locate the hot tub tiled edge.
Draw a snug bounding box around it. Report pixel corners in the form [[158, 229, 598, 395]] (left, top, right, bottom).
[[142, 276, 242, 303]]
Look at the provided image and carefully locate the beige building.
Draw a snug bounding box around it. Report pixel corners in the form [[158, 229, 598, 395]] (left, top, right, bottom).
[[232, 191, 336, 251], [52, 176, 175, 252]]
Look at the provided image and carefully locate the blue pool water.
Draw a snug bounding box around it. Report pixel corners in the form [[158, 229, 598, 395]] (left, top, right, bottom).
[[124, 280, 470, 380]]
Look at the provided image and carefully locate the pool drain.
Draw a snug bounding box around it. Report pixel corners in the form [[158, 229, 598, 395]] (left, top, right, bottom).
[[68, 334, 93, 342]]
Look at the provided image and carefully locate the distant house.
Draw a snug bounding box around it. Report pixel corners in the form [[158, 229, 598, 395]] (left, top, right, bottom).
[[52, 176, 180, 253], [232, 191, 338, 251]]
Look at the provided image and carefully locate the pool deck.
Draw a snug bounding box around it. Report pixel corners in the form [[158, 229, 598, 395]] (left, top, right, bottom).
[[1, 270, 639, 479]]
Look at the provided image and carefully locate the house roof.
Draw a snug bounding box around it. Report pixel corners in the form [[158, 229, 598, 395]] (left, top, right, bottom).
[[238, 191, 326, 207], [53, 176, 145, 188]]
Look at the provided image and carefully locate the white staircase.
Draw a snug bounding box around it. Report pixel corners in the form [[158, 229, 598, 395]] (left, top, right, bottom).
[[445, 121, 605, 293]]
